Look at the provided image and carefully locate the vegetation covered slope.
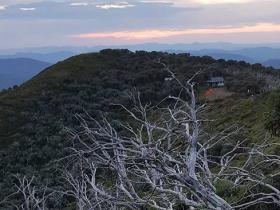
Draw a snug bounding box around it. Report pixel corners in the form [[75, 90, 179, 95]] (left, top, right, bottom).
[[0, 49, 279, 206]]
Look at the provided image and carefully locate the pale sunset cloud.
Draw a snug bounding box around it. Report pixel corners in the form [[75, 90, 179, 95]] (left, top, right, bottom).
[[140, 0, 172, 3], [73, 23, 280, 40], [0, 5, 6, 10], [0, 0, 280, 48], [171, 0, 257, 6], [193, 0, 254, 4], [19, 7, 36, 11], [96, 2, 135, 10], [69, 2, 89, 7]]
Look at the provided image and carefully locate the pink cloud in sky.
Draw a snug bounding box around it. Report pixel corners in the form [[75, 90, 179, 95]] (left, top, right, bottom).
[[73, 23, 280, 41]]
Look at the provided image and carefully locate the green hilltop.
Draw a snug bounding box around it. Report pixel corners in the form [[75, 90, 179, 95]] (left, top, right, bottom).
[[0, 49, 280, 209]]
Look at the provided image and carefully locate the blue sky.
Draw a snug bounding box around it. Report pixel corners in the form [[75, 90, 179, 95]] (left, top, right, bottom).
[[0, 0, 280, 49]]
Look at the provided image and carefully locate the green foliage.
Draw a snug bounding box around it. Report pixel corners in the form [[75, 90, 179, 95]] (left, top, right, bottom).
[[0, 49, 279, 208], [265, 88, 280, 136], [215, 179, 247, 204]]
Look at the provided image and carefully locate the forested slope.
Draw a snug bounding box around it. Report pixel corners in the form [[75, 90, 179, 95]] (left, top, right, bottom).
[[0, 49, 279, 208]]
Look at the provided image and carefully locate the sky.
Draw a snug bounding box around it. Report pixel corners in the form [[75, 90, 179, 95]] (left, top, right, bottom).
[[0, 0, 280, 49]]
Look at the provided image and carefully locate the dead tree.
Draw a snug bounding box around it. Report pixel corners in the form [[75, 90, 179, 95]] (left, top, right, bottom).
[[4, 71, 280, 209], [0, 176, 50, 210], [62, 68, 280, 210]]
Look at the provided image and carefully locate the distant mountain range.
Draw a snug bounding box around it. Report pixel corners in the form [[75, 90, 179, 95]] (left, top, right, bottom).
[[2, 42, 280, 54], [179, 47, 280, 69], [0, 51, 74, 63], [0, 58, 51, 89], [262, 59, 280, 69], [188, 50, 256, 63], [1, 43, 280, 68], [1, 43, 280, 90]]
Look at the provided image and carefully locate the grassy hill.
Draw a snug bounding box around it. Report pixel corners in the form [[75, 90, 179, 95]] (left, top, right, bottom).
[[0, 49, 279, 208]]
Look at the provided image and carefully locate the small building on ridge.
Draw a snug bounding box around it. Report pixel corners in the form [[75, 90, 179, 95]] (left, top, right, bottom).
[[206, 76, 225, 88]]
